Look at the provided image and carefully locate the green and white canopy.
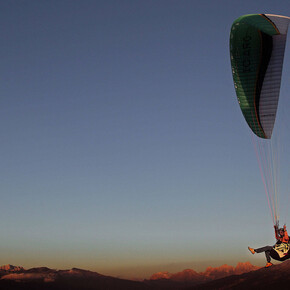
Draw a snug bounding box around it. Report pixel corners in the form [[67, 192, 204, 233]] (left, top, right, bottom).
[[230, 14, 290, 138]]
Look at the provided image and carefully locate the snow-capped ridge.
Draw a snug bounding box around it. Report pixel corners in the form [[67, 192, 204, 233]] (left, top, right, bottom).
[[150, 262, 260, 282], [0, 265, 24, 272]]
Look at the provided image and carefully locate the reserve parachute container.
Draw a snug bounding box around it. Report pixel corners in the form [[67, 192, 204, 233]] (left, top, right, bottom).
[[230, 14, 290, 225]]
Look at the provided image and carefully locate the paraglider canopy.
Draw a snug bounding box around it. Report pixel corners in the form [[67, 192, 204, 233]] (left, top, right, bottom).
[[230, 14, 290, 226], [230, 14, 290, 139]]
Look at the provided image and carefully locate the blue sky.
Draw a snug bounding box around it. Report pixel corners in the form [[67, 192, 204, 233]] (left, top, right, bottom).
[[1, 0, 290, 279]]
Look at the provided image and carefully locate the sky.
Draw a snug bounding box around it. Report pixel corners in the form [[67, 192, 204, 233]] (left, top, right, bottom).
[[1, 0, 290, 280]]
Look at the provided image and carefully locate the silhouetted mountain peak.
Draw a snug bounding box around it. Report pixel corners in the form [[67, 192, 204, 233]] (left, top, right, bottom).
[[59, 268, 103, 278], [26, 267, 55, 273]]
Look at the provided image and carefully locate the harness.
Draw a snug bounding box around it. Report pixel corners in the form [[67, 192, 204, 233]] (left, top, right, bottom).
[[273, 242, 290, 258]]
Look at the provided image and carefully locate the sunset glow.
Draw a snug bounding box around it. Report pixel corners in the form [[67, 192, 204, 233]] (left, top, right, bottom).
[[1, 0, 290, 282]]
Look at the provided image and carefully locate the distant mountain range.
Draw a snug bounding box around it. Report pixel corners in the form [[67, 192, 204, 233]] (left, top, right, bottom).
[[150, 261, 260, 282], [0, 265, 149, 290], [1, 261, 290, 289], [0, 264, 24, 272]]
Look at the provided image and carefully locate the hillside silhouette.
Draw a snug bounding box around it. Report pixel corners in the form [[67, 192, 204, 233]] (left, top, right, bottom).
[[190, 260, 290, 290], [1, 261, 290, 289]]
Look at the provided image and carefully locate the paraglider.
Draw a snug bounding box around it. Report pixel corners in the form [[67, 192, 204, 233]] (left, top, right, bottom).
[[248, 224, 289, 267], [230, 14, 290, 265]]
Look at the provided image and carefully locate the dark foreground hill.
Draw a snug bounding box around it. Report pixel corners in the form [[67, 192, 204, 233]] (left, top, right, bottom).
[[1, 261, 290, 289], [190, 260, 290, 290], [0, 266, 152, 290]]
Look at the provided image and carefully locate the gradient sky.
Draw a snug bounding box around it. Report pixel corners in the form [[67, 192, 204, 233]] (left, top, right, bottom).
[[2, 0, 290, 280]]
